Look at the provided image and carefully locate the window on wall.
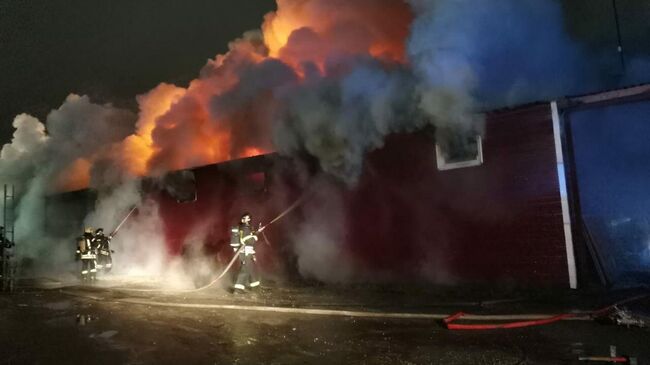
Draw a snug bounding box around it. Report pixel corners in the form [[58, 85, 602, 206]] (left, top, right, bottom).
[[435, 135, 483, 170], [162, 170, 197, 203], [236, 171, 267, 195]]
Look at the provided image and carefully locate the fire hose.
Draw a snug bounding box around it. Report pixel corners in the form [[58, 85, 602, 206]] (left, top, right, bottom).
[[181, 245, 245, 292], [115, 195, 306, 293], [444, 312, 575, 330], [258, 193, 306, 232], [188, 196, 306, 292], [443, 293, 649, 330], [109, 206, 138, 238], [115, 245, 244, 293]]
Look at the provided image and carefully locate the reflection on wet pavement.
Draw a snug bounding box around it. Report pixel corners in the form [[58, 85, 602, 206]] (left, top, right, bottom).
[[76, 313, 97, 326]]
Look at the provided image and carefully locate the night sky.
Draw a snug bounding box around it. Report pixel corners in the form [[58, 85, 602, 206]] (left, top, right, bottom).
[[0, 0, 275, 143], [1, 0, 650, 145], [570, 102, 650, 282], [1, 0, 650, 289]]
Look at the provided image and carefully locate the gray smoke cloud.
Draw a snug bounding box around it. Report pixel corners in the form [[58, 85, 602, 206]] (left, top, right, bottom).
[[81, 181, 213, 288], [405, 0, 645, 108], [0, 114, 48, 183], [0, 94, 135, 187], [270, 0, 649, 284], [273, 0, 650, 185], [290, 176, 354, 282], [83, 181, 141, 232], [273, 58, 483, 184], [3, 0, 650, 286], [0, 94, 136, 271]]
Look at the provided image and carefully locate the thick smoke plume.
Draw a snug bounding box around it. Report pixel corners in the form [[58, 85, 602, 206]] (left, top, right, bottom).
[[290, 176, 353, 282], [1, 0, 649, 284], [1, 95, 135, 266]]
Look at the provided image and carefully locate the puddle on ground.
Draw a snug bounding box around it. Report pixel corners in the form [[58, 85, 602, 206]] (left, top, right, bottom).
[[76, 314, 98, 326], [43, 313, 99, 328], [43, 301, 72, 310], [90, 330, 118, 339]]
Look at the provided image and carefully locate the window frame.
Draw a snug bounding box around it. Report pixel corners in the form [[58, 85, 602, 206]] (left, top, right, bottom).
[[435, 135, 484, 171]]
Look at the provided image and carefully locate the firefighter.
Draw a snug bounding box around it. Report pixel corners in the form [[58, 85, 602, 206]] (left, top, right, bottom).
[[231, 212, 264, 293], [0, 226, 10, 250], [0, 227, 5, 277], [0, 226, 5, 246], [94, 228, 113, 273], [1, 226, 11, 289], [0, 226, 13, 249], [76, 227, 97, 282]]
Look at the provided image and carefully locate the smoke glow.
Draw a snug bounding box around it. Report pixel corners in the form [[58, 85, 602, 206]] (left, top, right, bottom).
[[1, 0, 649, 285]]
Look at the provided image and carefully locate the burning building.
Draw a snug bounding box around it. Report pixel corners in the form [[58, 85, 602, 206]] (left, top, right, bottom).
[[34, 83, 650, 290], [2, 0, 650, 289]]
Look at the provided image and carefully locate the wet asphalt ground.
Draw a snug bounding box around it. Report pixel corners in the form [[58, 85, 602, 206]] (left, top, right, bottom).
[[0, 278, 649, 364]]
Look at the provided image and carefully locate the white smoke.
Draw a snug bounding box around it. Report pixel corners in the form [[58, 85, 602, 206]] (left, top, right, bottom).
[[14, 176, 47, 252], [108, 198, 166, 277], [0, 94, 136, 190], [79, 180, 219, 288], [406, 0, 606, 107], [83, 181, 142, 231], [291, 177, 354, 282], [0, 94, 136, 273], [4, 0, 650, 287], [272, 0, 641, 285], [0, 91, 225, 286], [0, 114, 48, 182], [273, 59, 483, 185]]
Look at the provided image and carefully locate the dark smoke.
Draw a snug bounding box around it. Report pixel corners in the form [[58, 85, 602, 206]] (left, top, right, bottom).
[[2, 0, 650, 285]]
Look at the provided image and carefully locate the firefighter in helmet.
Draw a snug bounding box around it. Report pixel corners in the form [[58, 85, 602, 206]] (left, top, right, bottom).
[[230, 212, 264, 293], [1, 226, 16, 291], [76, 227, 97, 282], [94, 228, 113, 273], [0, 226, 10, 248]]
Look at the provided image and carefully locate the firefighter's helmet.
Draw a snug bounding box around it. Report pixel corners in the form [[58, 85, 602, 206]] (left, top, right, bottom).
[[240, 212, 251, 224], [84, 227, 93, 234], [95, 228, 104, 235]]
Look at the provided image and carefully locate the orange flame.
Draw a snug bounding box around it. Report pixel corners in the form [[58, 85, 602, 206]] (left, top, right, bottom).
[[52, 0, 412, 190], [122, 83, 186, 176], [264, 0, 411, 64], [240, 147, 265, 158], [55, 158, 91, 192]]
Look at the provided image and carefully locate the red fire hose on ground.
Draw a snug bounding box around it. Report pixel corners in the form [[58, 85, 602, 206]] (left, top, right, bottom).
[[443, 294, 649, 330], [444, 311, 576, 330]]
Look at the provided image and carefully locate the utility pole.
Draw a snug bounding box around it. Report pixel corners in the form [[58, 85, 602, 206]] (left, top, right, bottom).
[[611, 0, 626, 74], [2, 184, 16, 292]]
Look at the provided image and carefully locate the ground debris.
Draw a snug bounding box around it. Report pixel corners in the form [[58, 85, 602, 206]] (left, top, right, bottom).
[[608, 306, 647, 328]]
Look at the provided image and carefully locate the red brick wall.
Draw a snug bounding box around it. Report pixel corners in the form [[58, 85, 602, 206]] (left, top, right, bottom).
[[346, 103, 568, 285], [156, 103, 569, 286]]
